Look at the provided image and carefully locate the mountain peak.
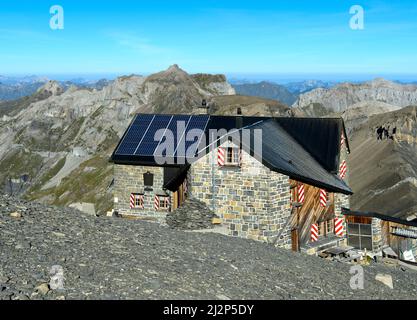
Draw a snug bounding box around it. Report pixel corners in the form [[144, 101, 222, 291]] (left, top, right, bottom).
[[146, 64, 190, 83], [167, 64, 181, 71], [164, 64, 188, 76], [36, 80, 64, 96]]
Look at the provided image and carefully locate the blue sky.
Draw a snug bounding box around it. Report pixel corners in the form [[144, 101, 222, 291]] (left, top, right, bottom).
[[1, 0, 417, 79]]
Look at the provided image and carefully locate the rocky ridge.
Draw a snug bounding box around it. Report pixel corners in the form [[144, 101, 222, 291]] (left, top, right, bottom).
[[293, 78, 417, 113], [348, 106, 417, 216]]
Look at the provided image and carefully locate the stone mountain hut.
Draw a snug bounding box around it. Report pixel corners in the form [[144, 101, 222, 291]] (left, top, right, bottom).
[[110, 113, 352, 253]]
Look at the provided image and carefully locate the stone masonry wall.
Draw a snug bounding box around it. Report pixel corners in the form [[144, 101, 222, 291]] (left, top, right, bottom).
[[371, 218, 383, 252], [189, 145, 292, 247], [113, 164, 171, 222]]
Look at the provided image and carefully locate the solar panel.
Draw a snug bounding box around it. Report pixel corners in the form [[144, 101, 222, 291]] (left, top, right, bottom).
[[175, 115, 209, 158], [115, 114, 154, 155], [134, 115, 172, 156], [155, 115, 191, 157], [114, 114, 210, 162]]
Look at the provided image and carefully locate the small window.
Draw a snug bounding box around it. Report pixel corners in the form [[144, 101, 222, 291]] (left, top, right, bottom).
[[326, 219, 334, 234], [317, 220, 335, 237], [130, 193, 144, 209], [225, 147, 241, 166], [347, 222, 373, 251], [155, 195, 170, 211]]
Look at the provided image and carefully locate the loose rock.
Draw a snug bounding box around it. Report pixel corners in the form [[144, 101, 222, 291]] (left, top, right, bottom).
[[375, 274, 394, 289], [35, 283, 50, 295], [10, 211, 22, 219]]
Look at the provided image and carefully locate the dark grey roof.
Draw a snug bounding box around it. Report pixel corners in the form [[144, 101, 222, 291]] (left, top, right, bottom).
[[275, 117, 349, 173], [342, 208, 417, 228], [110, 114, 352, 195], [243, 119, 352, 194]]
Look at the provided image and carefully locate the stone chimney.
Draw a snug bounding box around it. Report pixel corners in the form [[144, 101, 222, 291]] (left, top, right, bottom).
[[197, 99, 209, 115], [236, 108, 243, 129]]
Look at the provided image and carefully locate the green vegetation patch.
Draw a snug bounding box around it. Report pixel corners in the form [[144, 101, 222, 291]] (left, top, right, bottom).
[[0, 148, 44, 187], [27, 155, 114, 215], [28, 157, 66, 192]]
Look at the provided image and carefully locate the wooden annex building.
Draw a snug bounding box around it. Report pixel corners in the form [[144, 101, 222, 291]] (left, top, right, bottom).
[[342, 208, 417, 262], [110, 113, 352, 253]]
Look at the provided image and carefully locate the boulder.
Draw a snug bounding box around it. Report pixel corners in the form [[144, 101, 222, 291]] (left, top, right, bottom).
[[375, 274, 394, 289], [10, 211, 22, 219], [35, 283, 50, 295]]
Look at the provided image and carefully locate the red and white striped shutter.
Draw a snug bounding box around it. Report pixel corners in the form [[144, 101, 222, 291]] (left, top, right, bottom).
[[217, 147, 225, 166], [298, 184, 305, 203], [130, 194, 135, 209], [154, 195, 160, 211], [341, 132, 346, 148], [335, 218, 344, 237], [319, 189, 327, 207], [339, 160, 347, 179], [311, 224, 319, 242], [183, 179, 188, 194], [139, 194, 144, 209]]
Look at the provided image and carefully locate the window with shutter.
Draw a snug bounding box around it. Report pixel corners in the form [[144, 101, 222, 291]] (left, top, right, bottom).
[[223, 147, 241, 167], [130, 193, 144, 209]]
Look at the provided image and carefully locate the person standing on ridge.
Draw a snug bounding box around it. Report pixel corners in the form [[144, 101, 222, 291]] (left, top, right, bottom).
[[384, 126, 390, 140], [391, 127, 397, 140], [376, 126, 383, 140]]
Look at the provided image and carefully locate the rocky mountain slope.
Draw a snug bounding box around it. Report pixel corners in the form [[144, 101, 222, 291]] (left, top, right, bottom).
[[348, 106, 417, 217], [233, 81, 296, 105], [1, 195, 416, 300], [293, 78, 417, 113], [326, 101, 402, 135], [209, 95, 291, 117], [0, 65, 290, 214]]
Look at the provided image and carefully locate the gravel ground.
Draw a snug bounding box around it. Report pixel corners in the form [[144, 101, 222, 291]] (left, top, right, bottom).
[[1, 195, 417, 300]]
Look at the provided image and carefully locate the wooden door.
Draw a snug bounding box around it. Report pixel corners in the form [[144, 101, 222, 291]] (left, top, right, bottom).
[[173, 191, 179, 210], [291, 229, 299, 252]]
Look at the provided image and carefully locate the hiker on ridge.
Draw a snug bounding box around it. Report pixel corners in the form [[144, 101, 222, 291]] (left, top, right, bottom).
[[385, 126, 390, 140], [376, 126, 383, 140], [391, 127, 397, 140]]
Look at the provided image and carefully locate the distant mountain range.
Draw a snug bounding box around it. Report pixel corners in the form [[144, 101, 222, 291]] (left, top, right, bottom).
[[0, 76, 113, 101], [284, 80, 336, 94], [0, 76, 47, 101], [232, 80, 337, 105]]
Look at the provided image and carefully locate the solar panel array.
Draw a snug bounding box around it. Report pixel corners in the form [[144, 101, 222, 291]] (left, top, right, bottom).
[[115, 114, 210, 160]]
